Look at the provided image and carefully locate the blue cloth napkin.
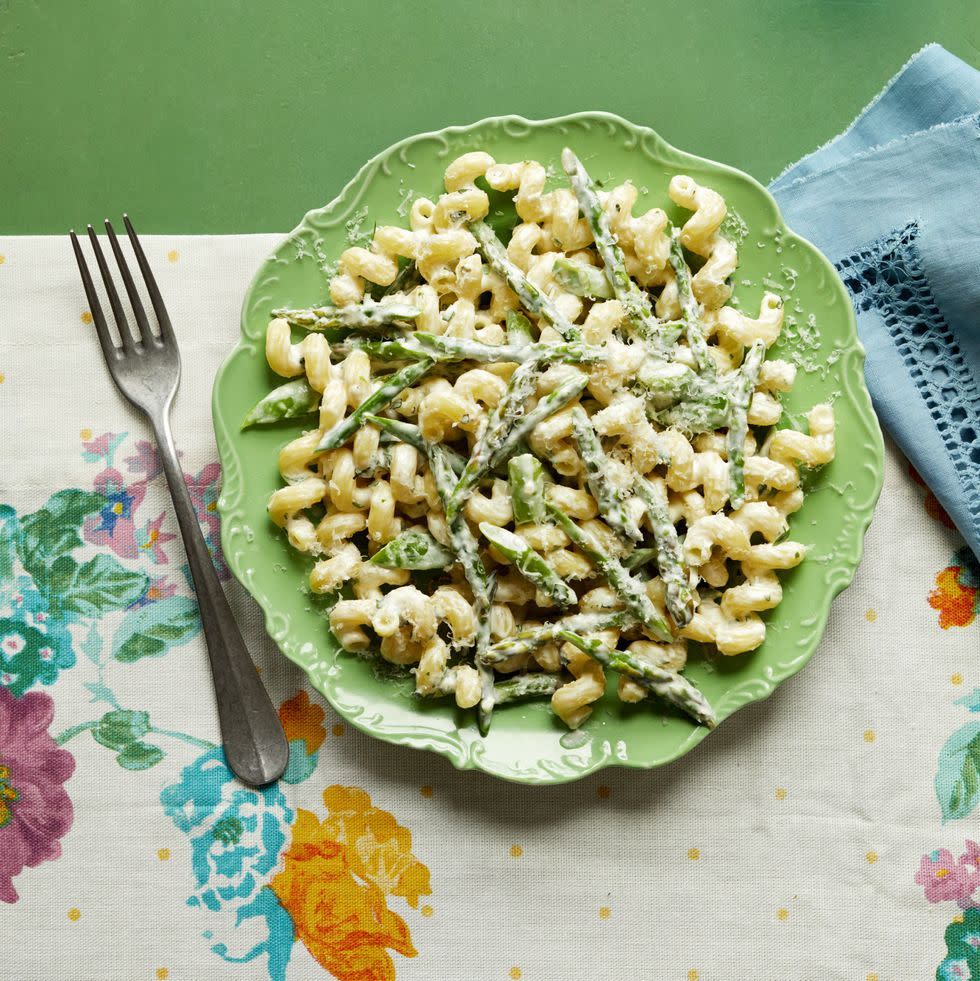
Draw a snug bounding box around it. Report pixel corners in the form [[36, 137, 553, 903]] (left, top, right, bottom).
[[767, 44, 980, 560]]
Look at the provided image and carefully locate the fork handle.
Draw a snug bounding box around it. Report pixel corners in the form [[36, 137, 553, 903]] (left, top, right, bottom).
[[150, 407, 289, 786]]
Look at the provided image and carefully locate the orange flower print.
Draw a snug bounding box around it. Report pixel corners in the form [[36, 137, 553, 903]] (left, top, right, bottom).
[[929, 550, 979, 629], [278, 691, 326, 755], [270, 787, 430, 981], [909, 465, 956, 530]]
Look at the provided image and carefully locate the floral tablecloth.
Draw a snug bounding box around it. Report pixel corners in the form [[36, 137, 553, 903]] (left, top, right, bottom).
[[0, 235, 978, 981]]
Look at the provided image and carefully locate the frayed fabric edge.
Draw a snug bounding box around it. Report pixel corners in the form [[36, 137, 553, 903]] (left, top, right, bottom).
[[768, 42, 944, 187], [770, 112, 979, 195]]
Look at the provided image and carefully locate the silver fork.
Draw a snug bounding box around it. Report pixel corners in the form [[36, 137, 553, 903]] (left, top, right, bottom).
[[70, 217, 289, 787]]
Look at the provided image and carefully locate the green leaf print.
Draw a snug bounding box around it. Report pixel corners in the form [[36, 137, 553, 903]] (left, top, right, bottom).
[[93, 709, 151, 750], [939, 906, 980, 977], [81, 621, 102, 664], [936, 721, 980, 821], [112, 596, 201, 663], [116, 741, 165, 770], [63, 554, 148, 617], [16, 489, 105, 582], [0, 505, 18, 581], [0, 616, 63, 697]]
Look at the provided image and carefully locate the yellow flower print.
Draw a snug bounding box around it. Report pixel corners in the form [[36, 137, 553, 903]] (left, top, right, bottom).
[[319, 785, 432, 909], [270, 801, 423, 981]]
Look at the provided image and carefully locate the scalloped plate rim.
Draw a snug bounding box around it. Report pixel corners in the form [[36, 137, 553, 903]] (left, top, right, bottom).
[[213, 110, 885, 785]]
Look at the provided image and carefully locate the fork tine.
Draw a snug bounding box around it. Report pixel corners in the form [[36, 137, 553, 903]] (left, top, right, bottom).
[[69, 230, 120, 364], [123, 215, 176, 346], [85, 224, 138, 352], [104, 219, 155, 346]]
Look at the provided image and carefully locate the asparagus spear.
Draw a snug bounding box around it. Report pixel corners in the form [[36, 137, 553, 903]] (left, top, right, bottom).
[[479, 523, 576, 608], [424, 439, 497, 732], [363, 414, 467, 475], [648, 392, 730, 434], [727, 339, 766, 509], [668, 228, 714, 378], [508, 454, 547, 524], [557, 630, 715, 728], [381, 260, 422, 297], [570, 407, 643, 543], [446, 357, 546, 519], [552, 257, 613, 299], [560, 148, 667, 351], [329, 337, 430, 362], [485, 370, 589, 470], [506, 310, 535, 348], [545, 502, 672, 641], [369, 530, 454, 570], [634, 359, 700, 402], [273, 298, 419, 331], [419, 670, 561, 705], [316, 358, 435, 451], [471, 220, 582, 341], [241, 378, 319, 429], [474, 582, 497, 736], [480, 611, 634, 664], [632, 475, 696, 626], [623, 548, 657, 571], [446, 369, 588, 521], [331, 333, 603, 365], [426, 442, 492, 608], [493, 673, 562, 704]]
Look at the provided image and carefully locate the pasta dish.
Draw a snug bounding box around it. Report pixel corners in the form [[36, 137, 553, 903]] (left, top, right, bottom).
[[244, 148, 836, 733]]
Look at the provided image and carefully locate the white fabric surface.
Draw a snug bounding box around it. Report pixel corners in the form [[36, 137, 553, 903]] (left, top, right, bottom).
[[0, 234, 976, 981]]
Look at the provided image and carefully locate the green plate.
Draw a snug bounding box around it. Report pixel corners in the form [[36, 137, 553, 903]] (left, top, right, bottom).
[[213, 112, 884, 784]]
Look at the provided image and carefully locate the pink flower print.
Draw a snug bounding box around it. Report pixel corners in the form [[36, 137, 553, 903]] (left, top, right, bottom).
[[137, 513, 176, 565], [2, 634, 26, 659], [185, 462, 228, 578], [130, 576, 178, 609], [81, 431, 126, 466], [941, 960, 971, 979], [917, 848, 979, 904], [955, 841, 980, 909], [186, 463, 221, 540], [23, 612, 47, 632], [0, 688, 75, 903], [145, 577, 177, 603], [962, 841, 980, 872], [38, 648, 53, 662], [83, 468, 146, 560], [125, 439, 164, 480]]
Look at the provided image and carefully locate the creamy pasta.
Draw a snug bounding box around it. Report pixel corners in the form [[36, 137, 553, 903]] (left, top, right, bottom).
[[246, 148, 836, 733]]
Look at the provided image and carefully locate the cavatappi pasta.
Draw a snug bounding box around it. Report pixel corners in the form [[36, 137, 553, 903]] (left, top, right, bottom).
[[248, 147, 836, 733]]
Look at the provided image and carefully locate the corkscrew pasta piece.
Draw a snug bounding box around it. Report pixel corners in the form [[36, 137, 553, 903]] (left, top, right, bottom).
[[310, 544, 363, 594], [328, 598, 378, 651], [551, 643, 607, 728], [603, 181, 671, 286], [485, 159, 591, 251], [417, 370, 507, 441], [247, 147, 839, 732], [680, 598, 767, 655], [768, 404, 836, 469], [714, 293, 784, 348]]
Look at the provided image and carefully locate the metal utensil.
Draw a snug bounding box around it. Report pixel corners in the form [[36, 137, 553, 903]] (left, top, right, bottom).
[[69, 216, 289, 786]]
